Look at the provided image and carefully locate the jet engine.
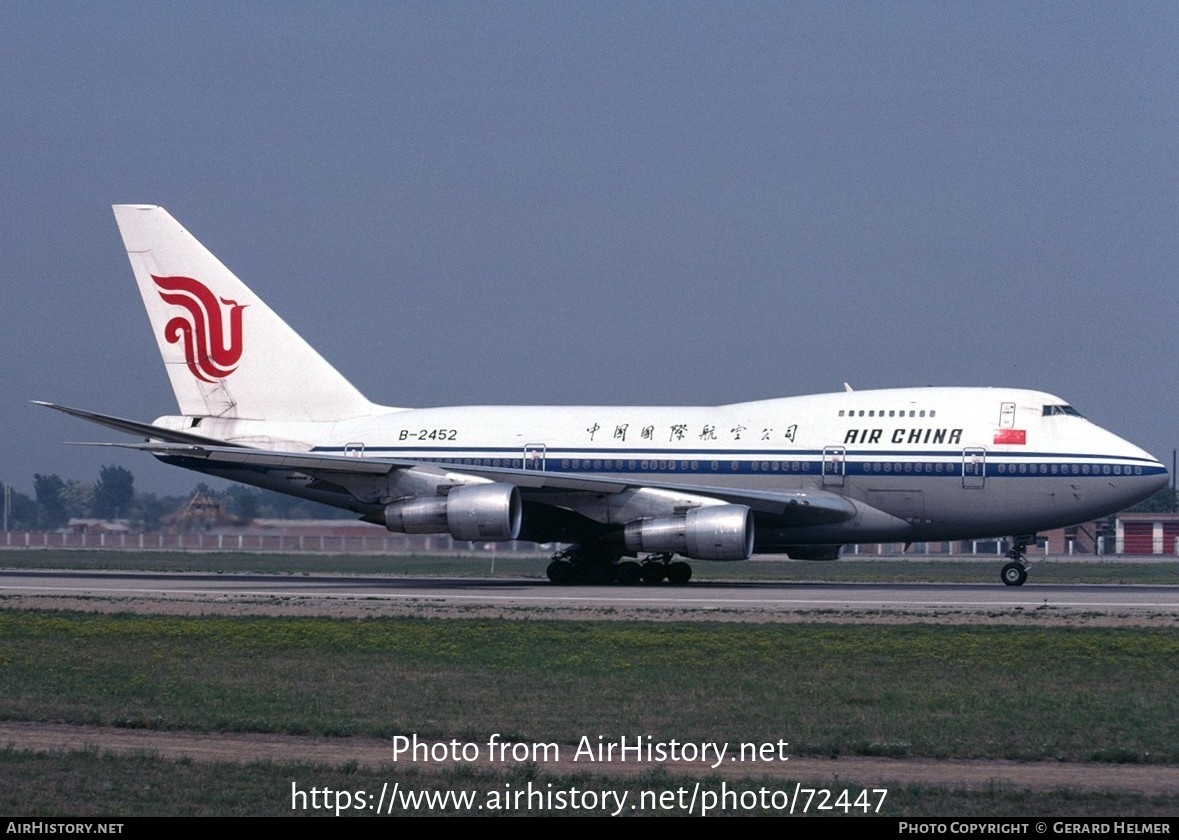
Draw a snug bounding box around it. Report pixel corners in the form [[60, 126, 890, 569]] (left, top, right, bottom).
[[383, 483, 522, 541], [623, 504, 753, 561]]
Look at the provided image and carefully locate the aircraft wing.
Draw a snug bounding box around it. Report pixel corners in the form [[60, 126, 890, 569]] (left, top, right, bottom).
[[39, 402, 857, 529], [39, 401, 858, 530], [100, 438, 858, 528]]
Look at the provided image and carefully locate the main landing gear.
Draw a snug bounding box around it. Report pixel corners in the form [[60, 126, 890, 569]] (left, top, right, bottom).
[[1000, 535, 1034, 586], [546, 547, 692, 585]]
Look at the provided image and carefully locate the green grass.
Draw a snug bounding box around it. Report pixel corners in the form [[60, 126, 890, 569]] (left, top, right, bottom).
[[1, 610, 1176, 764]]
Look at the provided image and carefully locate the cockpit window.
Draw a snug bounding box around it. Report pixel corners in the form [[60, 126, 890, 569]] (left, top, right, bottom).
[[1042, 405, 1083, 418]]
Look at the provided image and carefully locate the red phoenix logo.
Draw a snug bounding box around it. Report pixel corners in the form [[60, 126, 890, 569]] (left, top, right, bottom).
[[152, 275, 247, 382]]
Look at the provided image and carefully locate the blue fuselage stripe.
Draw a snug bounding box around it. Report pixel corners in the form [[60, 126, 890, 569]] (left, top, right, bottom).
[[309, 445, 1166, 478]]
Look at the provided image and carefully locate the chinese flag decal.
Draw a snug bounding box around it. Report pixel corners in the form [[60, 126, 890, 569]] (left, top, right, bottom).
[[993, 429, 1027, 445]]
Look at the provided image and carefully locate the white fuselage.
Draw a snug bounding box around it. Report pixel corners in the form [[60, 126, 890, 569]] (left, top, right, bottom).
[[157, 386, 1167, 547]]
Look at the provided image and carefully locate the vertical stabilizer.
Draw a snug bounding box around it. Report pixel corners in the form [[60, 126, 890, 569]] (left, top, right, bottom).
[[113, 204, 377, 422]]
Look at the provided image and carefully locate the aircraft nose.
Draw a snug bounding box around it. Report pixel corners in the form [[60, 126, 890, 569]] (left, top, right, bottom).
[[1102, 427, 1169, 505], [1126, 446, 1169, 503], [1147, 465, 1170, 493]]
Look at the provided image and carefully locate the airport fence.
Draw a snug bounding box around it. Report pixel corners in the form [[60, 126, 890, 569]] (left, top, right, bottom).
[[0, 530, 545, 555]]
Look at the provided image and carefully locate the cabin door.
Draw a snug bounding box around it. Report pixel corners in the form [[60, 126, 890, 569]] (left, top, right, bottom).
[[524, 444, 547, 471], [962, 447, 986, 488], [822, 446, 846, 487]]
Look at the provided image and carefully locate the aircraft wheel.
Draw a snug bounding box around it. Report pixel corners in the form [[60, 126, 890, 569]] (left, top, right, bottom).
[[1000, 562, 1027, 587], [666, 561, 692, 585], [640, 562, 667, 584], [614, 561, 642, 585], [546, 560, 575, 585]]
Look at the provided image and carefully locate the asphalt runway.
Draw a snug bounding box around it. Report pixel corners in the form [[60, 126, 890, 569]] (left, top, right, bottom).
[[1, 569, 1177, 617]]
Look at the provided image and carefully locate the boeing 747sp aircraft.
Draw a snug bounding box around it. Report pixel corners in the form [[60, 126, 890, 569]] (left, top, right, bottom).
[[38, 205, 1169, 586]]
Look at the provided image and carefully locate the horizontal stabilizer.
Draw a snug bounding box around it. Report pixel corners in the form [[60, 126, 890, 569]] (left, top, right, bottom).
[[33, 401, 249, 448]]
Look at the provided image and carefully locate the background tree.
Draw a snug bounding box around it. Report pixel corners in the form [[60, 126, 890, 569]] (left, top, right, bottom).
[[128, 492, 186, 532], [93, 465, 135, 519], [1, 482, 36, 530], [224, 485, 259, 520], [58, 480, 94, 521], [9, 487, 37, 530], [33, 473, 67, 529]]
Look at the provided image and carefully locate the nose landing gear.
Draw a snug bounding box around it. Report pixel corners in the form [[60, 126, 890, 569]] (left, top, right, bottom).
[[1000, 535, 1034, 586], [1000, 561, 1028, 586]]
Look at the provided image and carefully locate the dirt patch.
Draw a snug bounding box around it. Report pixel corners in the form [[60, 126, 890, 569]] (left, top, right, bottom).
[[3, 721, 1178, 794]]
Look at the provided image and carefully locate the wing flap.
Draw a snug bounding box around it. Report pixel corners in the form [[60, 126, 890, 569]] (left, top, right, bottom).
[[98, 440, 404, 476]]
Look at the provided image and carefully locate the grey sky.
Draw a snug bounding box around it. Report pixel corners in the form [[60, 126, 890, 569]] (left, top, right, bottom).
[[2, 3, 1176, 495]]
